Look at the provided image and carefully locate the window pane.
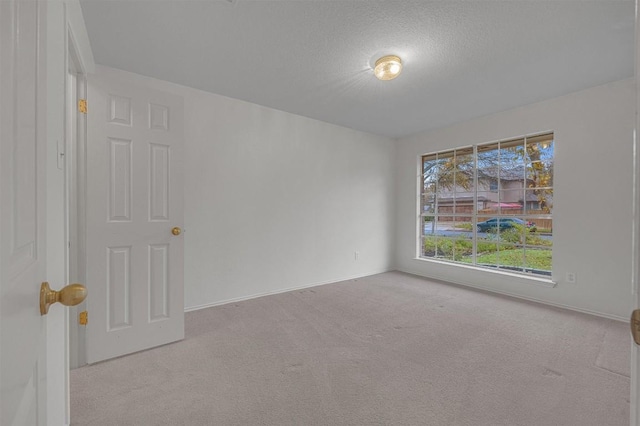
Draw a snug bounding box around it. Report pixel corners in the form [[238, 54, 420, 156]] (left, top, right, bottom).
[[452, 220, 474, 263], [422, 156, 438, 212], [478, 143, 499, 193], [525, 135, 553, 212], [496, 219, 526, 245], [422, 183, 436, 215], [524, 188, 553, 214], [476, 239, 498, 267], [422, 235, 438, 258], [431, 235, 472, 263], [515, 216, 552, 274], [435, 151, 455, 191], [526, 218, 552, 251], [452, 148, 474, 216], [422, 200, 436, 216], [528, 217, 553, 236], [499, 140, 525, 198], [452, 197, 474, 219], [437, 202, 454, 222], [477, 216, 500, 235], [448, 219, 473, 237], [524, 217, 553, 275], [452, 235, 473, 262], [422, 215, 437, 236], [433, 155, 451, 218], [435, 237, 455, 261], [477, 189, 497, 215], [498, 190, 523, 214], [454, 148, 474, 192], [495, 243, 524, 272], [524, 248, 552, 275]]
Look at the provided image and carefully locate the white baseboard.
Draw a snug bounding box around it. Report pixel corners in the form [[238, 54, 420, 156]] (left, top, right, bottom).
[[184, 268, 394, 313], [397, 268, 626, 323], [185, 267, 627, 323]]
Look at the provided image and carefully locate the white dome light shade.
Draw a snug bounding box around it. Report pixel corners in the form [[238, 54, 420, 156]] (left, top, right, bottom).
[[374, 55, 402, 81]]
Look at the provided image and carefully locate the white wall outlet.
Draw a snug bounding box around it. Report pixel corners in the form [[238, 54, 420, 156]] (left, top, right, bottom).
[[566, 272, 576, 284], [354, 251, 360, 260]]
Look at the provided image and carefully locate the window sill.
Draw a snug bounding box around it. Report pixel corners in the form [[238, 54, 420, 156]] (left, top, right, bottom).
[[412, 257, 557, 288]]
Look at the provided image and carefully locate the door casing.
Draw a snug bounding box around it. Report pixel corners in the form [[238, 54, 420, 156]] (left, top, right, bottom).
[[67, 34, 88, 371], [631, 1, 640, 424]]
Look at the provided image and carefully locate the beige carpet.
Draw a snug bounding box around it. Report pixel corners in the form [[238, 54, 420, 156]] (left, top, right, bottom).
[[71, 272, 630, 425]]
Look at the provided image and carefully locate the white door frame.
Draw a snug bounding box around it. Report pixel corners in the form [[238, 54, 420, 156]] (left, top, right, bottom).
[[632, 1, 640, 425], [56, 7, 90, 423], [67, 29, 88, 371], [45, 2, 81, 424]]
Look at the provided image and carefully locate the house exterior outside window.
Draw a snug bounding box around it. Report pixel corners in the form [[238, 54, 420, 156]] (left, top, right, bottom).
[[420, 132, 554, 277]]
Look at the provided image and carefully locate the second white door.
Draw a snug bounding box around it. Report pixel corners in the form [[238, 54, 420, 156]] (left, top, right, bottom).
[[86, 73, 184, 363]]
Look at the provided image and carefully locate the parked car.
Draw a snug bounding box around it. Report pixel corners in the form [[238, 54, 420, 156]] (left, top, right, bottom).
[[477, 218, 536, 232]]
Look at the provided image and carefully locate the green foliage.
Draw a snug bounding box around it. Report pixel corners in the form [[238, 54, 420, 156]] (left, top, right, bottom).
[[498, 227, 523, 244], [499, 225, 552, 247], [423, 236, 472, 261], [424, 236, 514, 262], [477, 240, 498, 253], [481, 224, 551, 246], [468, 249, 552, 271], [423, 233, 552, 272]]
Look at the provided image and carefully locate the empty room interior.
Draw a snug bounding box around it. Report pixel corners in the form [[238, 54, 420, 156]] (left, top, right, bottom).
[[18, 0, 640, 425]]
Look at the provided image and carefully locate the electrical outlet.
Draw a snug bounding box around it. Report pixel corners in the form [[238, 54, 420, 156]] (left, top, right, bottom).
[[354, 251, 360, 260], [566, 272, 576, 284]]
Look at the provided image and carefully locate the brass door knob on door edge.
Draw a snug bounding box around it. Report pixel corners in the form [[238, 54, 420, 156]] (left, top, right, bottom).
[[172, 227, 182, 236], [40, 282, 87, 315]]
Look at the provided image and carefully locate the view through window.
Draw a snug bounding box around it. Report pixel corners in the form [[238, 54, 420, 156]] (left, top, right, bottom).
[[420, 133, 554, 276]]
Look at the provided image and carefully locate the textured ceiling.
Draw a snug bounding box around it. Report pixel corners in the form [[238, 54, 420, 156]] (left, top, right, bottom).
[[80, 1, 634, 138]]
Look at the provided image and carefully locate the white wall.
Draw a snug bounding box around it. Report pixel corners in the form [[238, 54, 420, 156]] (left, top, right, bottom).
[[396, 79, 635, 320], [93, 66, 396, 310]]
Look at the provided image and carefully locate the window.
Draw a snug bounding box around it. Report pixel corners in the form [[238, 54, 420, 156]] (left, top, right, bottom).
[[420, 133, 554, 277]]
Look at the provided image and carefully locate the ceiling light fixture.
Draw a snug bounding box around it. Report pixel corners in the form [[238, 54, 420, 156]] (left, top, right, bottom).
[[374, 55, 402, 81]]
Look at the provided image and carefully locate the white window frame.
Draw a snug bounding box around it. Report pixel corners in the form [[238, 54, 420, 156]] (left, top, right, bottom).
[[417, 132, 554, 278]]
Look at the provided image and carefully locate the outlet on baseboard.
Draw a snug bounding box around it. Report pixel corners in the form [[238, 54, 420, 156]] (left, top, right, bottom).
[[566, 272, 576, 284], [354, 251, 360, 261]]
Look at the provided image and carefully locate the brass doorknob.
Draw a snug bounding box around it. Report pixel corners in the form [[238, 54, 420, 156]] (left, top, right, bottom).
[[171, 227, 182, 236], [40, 282, 87, 315]]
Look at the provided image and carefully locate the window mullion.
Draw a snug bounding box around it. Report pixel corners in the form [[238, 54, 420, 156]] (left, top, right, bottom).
[[523, 136, 528, 272], [524, 135, 528, 215], [434, 153, 439, 257], [473, 145, 478, 266]]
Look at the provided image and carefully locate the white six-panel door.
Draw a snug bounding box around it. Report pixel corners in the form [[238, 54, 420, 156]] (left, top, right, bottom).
[[86, 74, 184, 363], [0, 1, 48, 424]]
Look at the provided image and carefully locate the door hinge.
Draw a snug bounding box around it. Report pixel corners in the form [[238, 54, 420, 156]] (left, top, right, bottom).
[[78, 99, 87, 114], [79, 310, 88, 325], [631, 309, 640, 345]]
